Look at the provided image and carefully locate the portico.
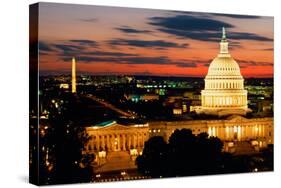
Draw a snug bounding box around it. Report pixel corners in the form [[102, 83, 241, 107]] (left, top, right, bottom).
[[85, 121, 149, 153]]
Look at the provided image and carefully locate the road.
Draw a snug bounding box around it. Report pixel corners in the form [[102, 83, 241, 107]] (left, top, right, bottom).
[[85, 94, 135, 118]]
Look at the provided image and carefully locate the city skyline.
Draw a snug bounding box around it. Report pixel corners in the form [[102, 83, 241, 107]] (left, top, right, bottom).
[[37, 3, 273, 78]]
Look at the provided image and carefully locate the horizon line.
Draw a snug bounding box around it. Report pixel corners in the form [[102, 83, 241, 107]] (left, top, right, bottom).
[[39, 73, 274, 79]]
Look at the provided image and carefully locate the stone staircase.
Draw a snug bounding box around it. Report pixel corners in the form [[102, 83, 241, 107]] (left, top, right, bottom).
[[96, 151, 136, 172]]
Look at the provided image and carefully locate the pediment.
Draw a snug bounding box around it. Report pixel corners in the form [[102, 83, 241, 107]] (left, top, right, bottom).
[[100, 123, 131, 130], [89, 121, 132, 130], [226, 115, 247, 122]]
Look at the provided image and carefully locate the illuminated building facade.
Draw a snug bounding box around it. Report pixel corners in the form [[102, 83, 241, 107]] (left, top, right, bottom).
[[149, 116, 273, 147], [201, 28, 248, 116], [85, 116, 273, 169], [86, 121, 149, 152]]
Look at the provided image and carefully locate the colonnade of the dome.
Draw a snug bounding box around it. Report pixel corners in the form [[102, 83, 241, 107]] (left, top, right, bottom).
[[204, 79, 244, 90]]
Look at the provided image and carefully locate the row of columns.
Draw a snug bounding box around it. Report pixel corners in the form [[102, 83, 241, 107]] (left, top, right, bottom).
[[208, 124, 267, 141], [202, 95, 247, 107], [88, 132, 147, 152], [206, 81, 243, 90]]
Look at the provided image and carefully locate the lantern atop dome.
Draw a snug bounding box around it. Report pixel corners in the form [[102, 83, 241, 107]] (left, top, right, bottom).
[[219, 27, 229, 54], [222, 27, 227, 41]]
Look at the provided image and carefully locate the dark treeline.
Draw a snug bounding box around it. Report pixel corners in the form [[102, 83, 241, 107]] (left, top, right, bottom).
[[30, 92, 95, 185], [136, 129, 272, 178]]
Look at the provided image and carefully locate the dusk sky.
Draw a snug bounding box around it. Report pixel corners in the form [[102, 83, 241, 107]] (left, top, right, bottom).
[[38, 3, 273, 78]]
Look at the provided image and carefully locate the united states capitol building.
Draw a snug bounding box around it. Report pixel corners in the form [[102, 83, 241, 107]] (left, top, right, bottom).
[[83, 28, 273, 170], [199, 27, 249, 116]]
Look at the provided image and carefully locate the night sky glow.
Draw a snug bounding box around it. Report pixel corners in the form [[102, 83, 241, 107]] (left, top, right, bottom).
[[37, 3, 273, 78]]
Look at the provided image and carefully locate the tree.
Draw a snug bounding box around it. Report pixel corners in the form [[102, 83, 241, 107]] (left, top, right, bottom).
[[51, 122, 94, 184], [136, 129, 225, 177], [168, 129, 197, 176], [39, 93, 95, 184], [136, 136, 168, 177]]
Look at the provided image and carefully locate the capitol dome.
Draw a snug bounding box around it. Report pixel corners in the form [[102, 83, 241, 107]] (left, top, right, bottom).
[[207, 57, 242, 78], [200, 27, 248, 116]]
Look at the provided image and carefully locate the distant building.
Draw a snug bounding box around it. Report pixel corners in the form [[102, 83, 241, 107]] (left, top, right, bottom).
[[59, 83, 69, 90], [126, 94, 159, 102], [173, 108, 182, 115]]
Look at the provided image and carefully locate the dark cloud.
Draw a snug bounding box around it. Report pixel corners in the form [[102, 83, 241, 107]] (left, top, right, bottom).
[[63, 56, 171, 64], [199, 59, 273, 68], [115, 26, 152, 34], [148, 15, 272, 42], [79, 18, 98, 22], [148, 15, 233, 41], [40, 39, 142, 58], [39, 41, 53, 52], [40, 39, 210, 69], [62, 56, 200, 68], [211, 13, 261, 19], [63, 56, 117, 63], [262, 48, 274, 51], [238, 60, 273, 67], [84, 51, 138, 57], [228, 32, 273, 41], [157, 28, 221, 41], [108, 38, 188, 48], [117, 57, 204, 68], [53, 44, 84, 56], [173, 61, 197, 67], [62, 55, 202, 68], [43, 39, 99, 56], [168, 11, 261, 20], [120, 56, 171, 65], [68, 39, 98, 46], [227, 40, 242, 50], [52, 39, 208, 68], [54, 44, 84, 51], [149, 15, 234, 32]]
